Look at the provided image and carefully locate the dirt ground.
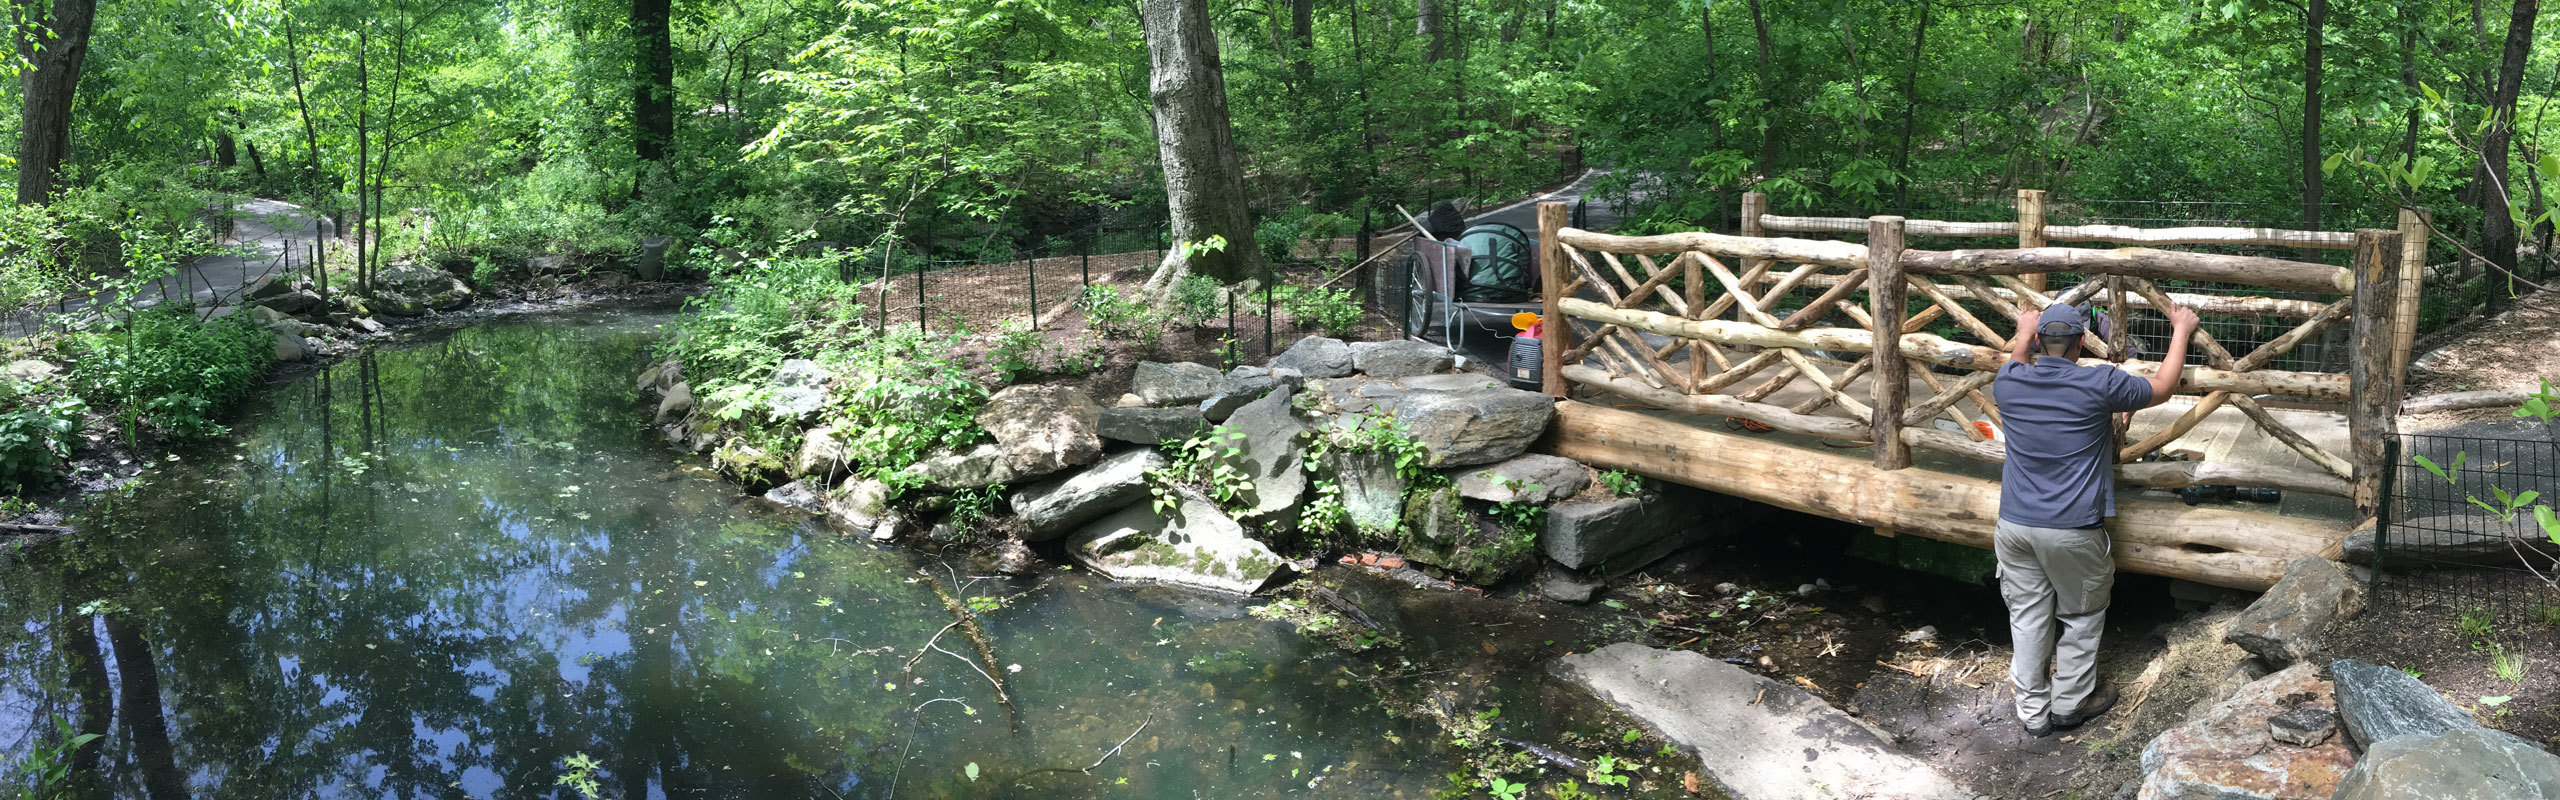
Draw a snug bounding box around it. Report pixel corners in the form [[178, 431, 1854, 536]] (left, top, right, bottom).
[[1503, 511, 2259, 800], [2331, 570, 2560, 746], [2405, 287, 2560, 426]]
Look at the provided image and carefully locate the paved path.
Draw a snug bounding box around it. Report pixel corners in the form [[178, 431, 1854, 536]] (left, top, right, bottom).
[[136, 198, 324, 311]]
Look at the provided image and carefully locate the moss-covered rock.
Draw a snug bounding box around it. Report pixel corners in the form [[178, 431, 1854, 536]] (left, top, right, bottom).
[[1397, 485, 1537, 585], [712, 441, 786, 489]]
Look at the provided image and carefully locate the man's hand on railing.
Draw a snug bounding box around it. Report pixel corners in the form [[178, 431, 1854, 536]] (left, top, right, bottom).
[[2009, 296, 2042, 364], [2166, 305, 2200, 337]]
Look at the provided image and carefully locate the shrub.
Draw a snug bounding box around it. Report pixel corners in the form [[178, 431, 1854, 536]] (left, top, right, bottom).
[[66, 309, 275, 439], [0, 394, 87, 490], [661, 239, 864, 388], [1078, 286, 1164, 347], [1169, 274, 1222, 328], [984, 322, 1046, 381], [1282, 286, 1362, 337], [827, 330, 990, 489]]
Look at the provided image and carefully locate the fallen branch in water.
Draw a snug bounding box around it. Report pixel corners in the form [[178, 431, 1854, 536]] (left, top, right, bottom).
[[1084, 715, 1153, 773], [921, 568, 1015, 719]]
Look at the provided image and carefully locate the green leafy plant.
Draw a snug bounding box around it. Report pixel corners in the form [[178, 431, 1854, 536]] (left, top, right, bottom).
[[555, 753, 603, 799], [2482, 695, 2515, 718], [1300, 479, 1349, 537], [66, 308, 275, 441], [946, 485, 1003, 534], [0, 396, 86, 490], [1490, 497, 1545, 538], [1597, 469, 1642, 497], [6, 716, 102, 800], [1169, 274, 1223, 328], [2491, 643, 2529, 684], [984, 322, 1047, 381], [2458, 606, 2497, 641], [1585, 755, 1633, 787], [1280, 286, 1362, 337], [1152, 426, 1253, 514], [1485, 777, 1528, 800], [1078, 286, 1165, 347], [2516, 379, 2558, 422]]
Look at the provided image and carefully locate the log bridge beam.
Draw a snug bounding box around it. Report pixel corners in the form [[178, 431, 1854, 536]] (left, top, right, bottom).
[[1542, 402, 2342, 591]]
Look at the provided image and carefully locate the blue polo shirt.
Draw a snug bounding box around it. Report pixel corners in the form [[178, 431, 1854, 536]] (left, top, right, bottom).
[[1992, 356, 2155, 528]]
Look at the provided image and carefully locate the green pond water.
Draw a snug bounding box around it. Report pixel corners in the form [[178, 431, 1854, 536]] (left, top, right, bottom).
[[0, 311, 1670, 799]]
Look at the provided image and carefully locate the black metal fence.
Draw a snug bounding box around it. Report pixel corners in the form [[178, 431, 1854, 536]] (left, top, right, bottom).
[[2374, 429, 2560, 625]]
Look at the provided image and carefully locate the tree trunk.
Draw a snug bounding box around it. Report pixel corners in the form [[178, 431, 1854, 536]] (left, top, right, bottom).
[[245, 139, 266, 179], [1290, 0, 1314, 85], [632, 0, 675, 163], [215, 130, 238, 167], [1702, 0, 1720, 151], [2399, 0, 2421, 164], [1419, 0, 1443, 63], [105, 614, 185, 800], [283, 11, 325, 178], [1748, 0, 1777, 181], [1894, 0, 1928, 212], [2478, 0, 2538, 287], [1140, 0, 1263, 288], [12, 0, 96, 204], [2301, 0, 2325, 228]]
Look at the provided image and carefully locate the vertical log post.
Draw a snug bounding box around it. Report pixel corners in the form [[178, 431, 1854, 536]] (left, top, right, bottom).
[[1868, 216, 1911, 470], [2016, 189, 2048, 293], [1539, 201, 1573, 398], [2391, 207, 2430, 389], [2348, 229, 2405, 521], [1739, 192, 1769, 295]]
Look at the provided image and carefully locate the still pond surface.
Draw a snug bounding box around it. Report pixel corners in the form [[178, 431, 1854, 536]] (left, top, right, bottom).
[[0, 311, 1601, 799]]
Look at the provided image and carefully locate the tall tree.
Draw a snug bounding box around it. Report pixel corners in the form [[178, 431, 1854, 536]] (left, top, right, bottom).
[[2300, 0, 2324, 227], [633, 0, 675, 164], [1420, 0, 1444, 63], [1140, 0, 1261, 288], [1746, 0, 1776, 180], [2477, 0, 2537, 280], [13, 0, 97, 204]]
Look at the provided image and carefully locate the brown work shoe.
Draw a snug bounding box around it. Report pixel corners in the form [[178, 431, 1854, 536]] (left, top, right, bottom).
[[2054, 683, 2119, 730]]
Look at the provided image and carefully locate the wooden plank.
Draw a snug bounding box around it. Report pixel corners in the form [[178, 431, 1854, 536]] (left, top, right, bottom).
[[2119, 391, 2231, 462], [2401, 389, 2531, 415], [2391, 208, 2430, 391], [2347, 229, 2403, 519], [2017, 189, 2048, 293], [1778, 269, 1868, 330], [1539, 202, 1571, 397], [1559, 298, 2354, 401], [1901, 247, 2353, 295], [1868, 217, 1911, 470], [1566, 366, 1869, 441], [2042, 223, 2356, 249], [2230, 298, 2353, 373], [1761, 214, 2017, 238], [1558, 227, 1869, 269], [1543, 402, 2346, 590]]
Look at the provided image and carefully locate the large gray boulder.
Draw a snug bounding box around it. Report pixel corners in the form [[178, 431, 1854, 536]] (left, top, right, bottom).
[[1065, 488, 1291, 595], [371, 263, 472, 316], [769, 359, 832, 420], [2226, 556, 2365, 667], [1011, 449, 1165, 541], [2138, 662, 2356, 800], [1315, 374, 1555, 467], [655, 382, 696, 425], [1555, 644, 1971, 800], [825, 477, 892, 535], [1269, 336, 1354, 378], [259, 289, 325, 316], [1133, 361, 1225, 407], [1541, 488, 1714, 573], [637, 359, 682, 394], [792, 426, 846, 479], [1098, 406, 1209, 445], [2332, 658, 2483, 751], [1324, 448, 1407, 537], [976, 384, 1101, 478], [1454, 454, 1588, 505], [1225, 388, 1310, 526], [762, 480, 825, 513], [897, 443, 1020, 490], [1200, 366, 1293, 423], [1351, 339, 1453, 378], [274, 331, 308, 362], [2332, 727, 2560, 800]]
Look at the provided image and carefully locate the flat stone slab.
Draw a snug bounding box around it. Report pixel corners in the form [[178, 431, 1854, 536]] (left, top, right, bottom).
[[2140, 662, 2356, 800], [1554, 643, 1970, 800], [1066, 489, 1290, 596], [2332, 658, 2482, 750], [2333, 726, 2560, 799]]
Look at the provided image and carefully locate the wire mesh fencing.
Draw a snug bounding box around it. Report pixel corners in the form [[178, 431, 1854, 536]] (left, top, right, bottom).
[[2376, 430, 2560, 626]]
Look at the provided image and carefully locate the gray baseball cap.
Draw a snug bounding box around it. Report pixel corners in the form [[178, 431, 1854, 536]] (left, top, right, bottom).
[[2036, 302, 2112, 339]]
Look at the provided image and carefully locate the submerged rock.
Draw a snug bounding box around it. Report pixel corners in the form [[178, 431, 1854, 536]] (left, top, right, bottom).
[[976, 384, 1101, 478], [1555, 644, 1971, 800], [2332, 726, 2560, 800], [2138, 662, 2356, 800], [1011, 448, 1165, 541], [2227, 556, 2364, 668], [655, 382, 695, 425], [1065, 488, 1291, 595]]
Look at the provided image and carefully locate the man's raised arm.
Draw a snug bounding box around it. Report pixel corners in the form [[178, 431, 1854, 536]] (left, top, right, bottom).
[[2146, 306, 2200, 408]]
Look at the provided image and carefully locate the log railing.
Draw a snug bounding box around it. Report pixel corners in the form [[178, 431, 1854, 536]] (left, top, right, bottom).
[[1537, 199, 2410, 523]]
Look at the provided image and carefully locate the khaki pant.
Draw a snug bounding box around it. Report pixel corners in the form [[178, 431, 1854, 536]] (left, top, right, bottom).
[[1994, 519, 2115, 727]]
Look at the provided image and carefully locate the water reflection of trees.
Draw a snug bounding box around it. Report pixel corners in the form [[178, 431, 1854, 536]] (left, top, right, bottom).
[[0, 320, 950, 798]]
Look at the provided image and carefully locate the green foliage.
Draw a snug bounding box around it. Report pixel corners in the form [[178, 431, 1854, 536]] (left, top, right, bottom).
[[1299, 479, 1350, 539], [2491, 643, 2529, 684], [1152, 426, 1253, 514], [1280, 286, 1362, 338], [984, 322, 1047, 382], [1596, 469, 1643, 498], [946, 485, 1004, 534], [824, 332, 990, 488], [6, 716, 103, 800], [2517, 379, 2559, 423], [555, 753, 602, 800], [1079, 286, 1166, 348], [0, 395, 88, 491], [2458, 606, 2497, 641], [66, 309, 276, 440], [1585, 755, 1633, 788], [1169, 275, 1223, 328], [1308, 411, 1439, 485]]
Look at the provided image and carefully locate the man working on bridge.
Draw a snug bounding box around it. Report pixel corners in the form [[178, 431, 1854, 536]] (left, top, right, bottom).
[[1992, 298, 2197, 738]]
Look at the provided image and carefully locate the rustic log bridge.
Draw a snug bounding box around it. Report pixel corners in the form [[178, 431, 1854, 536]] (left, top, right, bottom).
[[1899, 248, 2351, 295], [1543, 402, 2341, 590], [1559, 298, 2351, 401], [1556, 228, 1868, 269], [1757, 214, 2358, 250], [1783, 271, 2335, 319]]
